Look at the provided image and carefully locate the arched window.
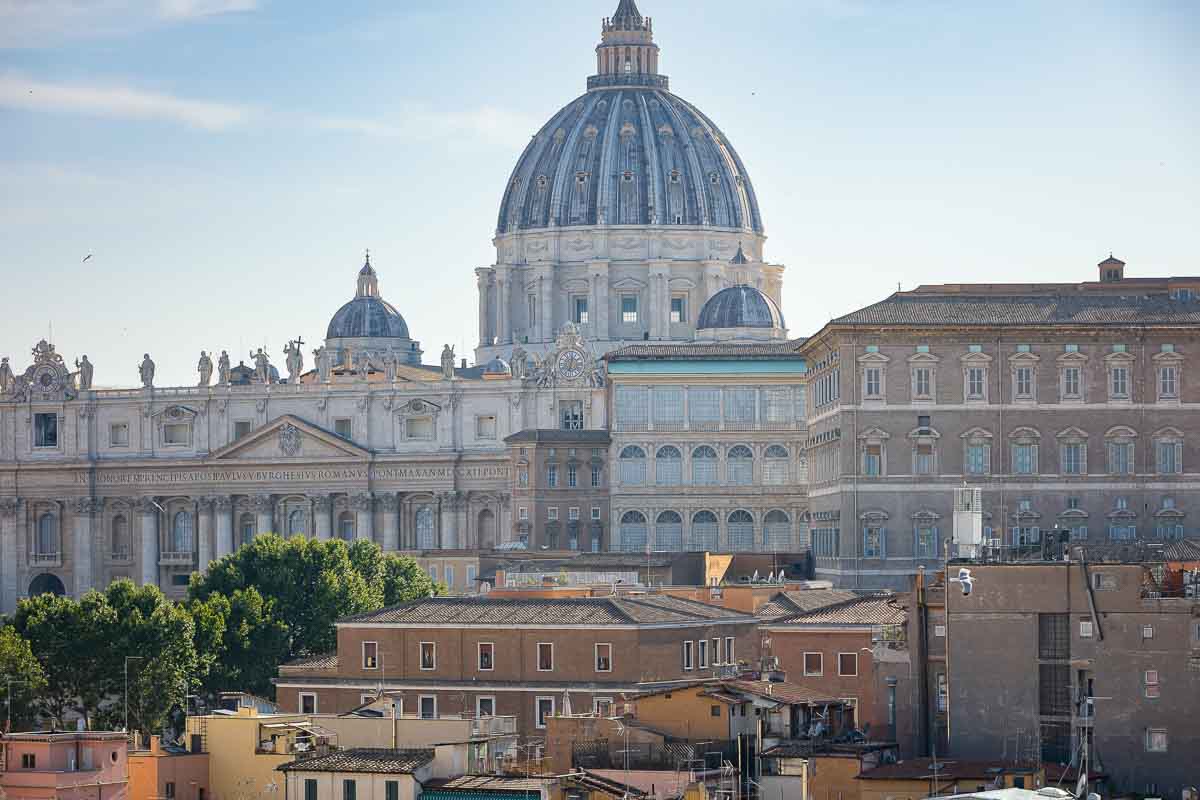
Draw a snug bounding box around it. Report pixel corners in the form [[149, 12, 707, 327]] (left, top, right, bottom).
[[691, 446, 718, 485], [416, 507, 435, 550], [764, 510, 792, 551], [171, 511, 193, 554], [36, 513, 57, 557], [288, 509, 306, 537], [690, 511, 718, 551], [620, 446, 647, 486], [728, 446, 754, 486], [655, 446, 682, 486], [655, 511, 683, 551], [619, 511, 647, 552], [338, 511, 356, 542], [728, 510, 754, 552], [763, 445, 790, 485], [111, 515, 129, 559], [238, 514, 256, 548]]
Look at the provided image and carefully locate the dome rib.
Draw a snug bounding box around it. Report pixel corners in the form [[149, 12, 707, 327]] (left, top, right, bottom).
[[496, 88, 763, 235]]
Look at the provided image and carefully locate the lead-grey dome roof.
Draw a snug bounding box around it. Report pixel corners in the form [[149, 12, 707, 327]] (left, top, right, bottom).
[[326, 256, 411, 340], [497, 87, 764, 234], [697, 285, 785, 330]]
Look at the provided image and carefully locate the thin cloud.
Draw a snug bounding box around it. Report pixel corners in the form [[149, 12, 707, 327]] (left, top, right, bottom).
[[315, 106, 538, 149], [0, 0, 258, 48], [0, 72, 252, 130]]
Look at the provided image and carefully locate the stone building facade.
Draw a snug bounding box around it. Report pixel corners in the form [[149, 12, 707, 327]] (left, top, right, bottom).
[[799, 259, 1200, 589], [0, 262, 606, 611]]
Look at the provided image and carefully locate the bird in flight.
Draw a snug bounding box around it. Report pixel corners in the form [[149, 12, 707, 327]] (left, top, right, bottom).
[[82, 254, 93, 263]]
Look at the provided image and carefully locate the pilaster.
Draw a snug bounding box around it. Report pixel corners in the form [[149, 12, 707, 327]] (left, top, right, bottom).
[[253, 495, 273, 540], [352, 493, 374, 542], [197, 497, 215, 569], [72, 497, 101, 597], [137, 499, 159, 588], [313, 496, 333, 541], [1, 498, 20, 613], [379, 494, 399, 551], [214, 497, 234, 559]]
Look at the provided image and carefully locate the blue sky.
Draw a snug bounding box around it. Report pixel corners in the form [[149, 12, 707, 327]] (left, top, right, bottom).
[[1, 0, 1196, 387]]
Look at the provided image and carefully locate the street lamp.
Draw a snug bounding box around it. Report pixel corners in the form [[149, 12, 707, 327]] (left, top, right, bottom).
[[124, 656, 145, 733]]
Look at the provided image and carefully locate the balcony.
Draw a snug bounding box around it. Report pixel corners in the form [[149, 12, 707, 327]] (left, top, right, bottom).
[[159, 550, 195, 566], [470, 715, 518, 738], [30, 552, 60, 566]]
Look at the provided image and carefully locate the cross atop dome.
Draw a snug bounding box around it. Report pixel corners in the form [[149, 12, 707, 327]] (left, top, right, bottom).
[[591, 0, 665, 90]]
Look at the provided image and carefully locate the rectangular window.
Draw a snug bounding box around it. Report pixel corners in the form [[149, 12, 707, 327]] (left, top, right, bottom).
[[936, 673, 948, 712], [1145, 728, 1168, 753], [305, 779, 318, 800], [406, 417, 434, 440], [688, 387, 721, 430], [1015, 366, 1034, 397], [914, 443, 934, 475], [34, 413, 58, 448], [518, 470, 529, 488], [1079, 619, 1093, 638], [1062, 367, 1081, 398], [724, 387, 756, 428], [838, 652, 858, 676], [385, 781, 399, 800], [343, 780, 357, 800], [1108, 442, 1133, 474], [165, 783, 176, 799], [518, 507, 529, 521], [682, 641, 694, 671], [568, 507, 580, 521], [535, 696, 555, 729], [914, 367, 932, 398], [527, 294, 537, 329], [712, 637, 722, 665], [864, 367, 881, 397], [615, 387, 649, 429], [420, 641, 436, 671], [566, 464, 578, 488], [547, 464, 558, 488], [862, 445, 882, 476], [476, 696, 496, 717], [466, 565, 476, 587], [725, 637, 734, 665], [803, 652, 823, 677], [591, 506, 601, 521], [966, 443, 990, 475], [652, 386, 685, 429], [547, 507, 558, 521], [915, 526, 937, 558], [1013, 444, 1037, 475], [21, 753, 35, 769], [163, 422, 189, 445], [698, 639, 709, 669], [967, 367, 986, 398], [560, 401, 584, 430], [475, 415, 497, 440], [670, 296, 685, 324], [1110, 367, 1129, 398], [621, 295, 638, 324], [110, 422, 130, 447], [444, 565, 454, 588], [362, 641, 378, 670], [477, 642, 494, 671], [593, 697, 614, 717], [1061, 443, 1084, 475], [596, 643, 612, 672], [573, 296, 589, 324], [334, 418, 353, 439], [300, 693, 317, 714], [419, 695, 436, 719], [537, 642, 554, 671], [863, 526, 884, 558], [1159, 366, 1178, 398], [1157, 441, 1182, 474]]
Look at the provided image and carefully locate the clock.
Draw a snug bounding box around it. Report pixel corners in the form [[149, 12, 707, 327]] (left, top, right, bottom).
[[556, 349, 587, 380]]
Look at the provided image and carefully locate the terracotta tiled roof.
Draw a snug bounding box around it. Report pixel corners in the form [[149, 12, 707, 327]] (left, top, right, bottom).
[[756, 589, 860, 619], [280, 652, 338, 671], [339, 594, 753, 626], [1160, 538, 1200, 562], [775, 594, 906, 626], [278, 748, 433, 774], [831, 292, 1200, 327], [423, 776, 549, 793], [606, 341, 806, 360], [722, 679, 842, 706]]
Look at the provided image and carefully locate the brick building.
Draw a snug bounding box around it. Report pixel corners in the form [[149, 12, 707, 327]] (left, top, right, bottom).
[[274, 594, 760, 742], [505, 429, 611, 552], [799, 258, 1200, 589]]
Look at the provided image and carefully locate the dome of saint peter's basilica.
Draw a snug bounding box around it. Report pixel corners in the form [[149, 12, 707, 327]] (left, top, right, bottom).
[[476, 0, 788, 361]]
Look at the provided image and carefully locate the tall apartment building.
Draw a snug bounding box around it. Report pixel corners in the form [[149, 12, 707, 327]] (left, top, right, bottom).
[[922, 558, 1200, 798], [605, 341, 809, 554], [505, 429, 611, 552], [274, 594, 760, 742], [799, 258, 1200, 589]]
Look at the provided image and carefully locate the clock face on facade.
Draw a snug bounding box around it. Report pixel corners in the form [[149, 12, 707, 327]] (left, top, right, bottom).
[[556, 349, 587, 380]]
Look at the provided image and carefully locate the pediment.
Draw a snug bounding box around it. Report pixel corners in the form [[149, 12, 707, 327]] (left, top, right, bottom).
[[907, 352, 940, 364], [208, 415, 371, 462], [857, 351, 890, 364]]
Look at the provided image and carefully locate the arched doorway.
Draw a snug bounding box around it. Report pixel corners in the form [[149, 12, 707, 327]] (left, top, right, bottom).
[[477, 509, 497, 550], [28, 573, 66, 597]]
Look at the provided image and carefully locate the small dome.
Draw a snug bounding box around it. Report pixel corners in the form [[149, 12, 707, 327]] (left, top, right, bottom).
[[327, 297, 411, 340], [697, 285, 785, 330], [483, 356, 512, 376]]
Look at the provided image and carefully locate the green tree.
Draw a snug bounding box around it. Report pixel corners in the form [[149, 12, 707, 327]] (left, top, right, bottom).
[[188, 534, 439, 697], [12, 580, 198, 733], [0, 625, 48, 731]]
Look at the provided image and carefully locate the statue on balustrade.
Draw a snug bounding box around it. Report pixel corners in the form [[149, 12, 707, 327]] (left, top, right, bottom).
[[74, 355, 94, 391], [139, 354, 155, 388], [197, 351, 213, 387], [250, 348, 271, 384], [218, 351, 231, 385]]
